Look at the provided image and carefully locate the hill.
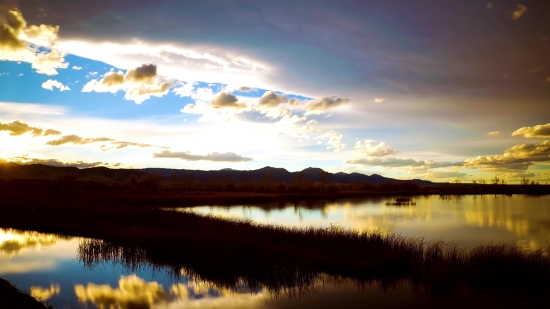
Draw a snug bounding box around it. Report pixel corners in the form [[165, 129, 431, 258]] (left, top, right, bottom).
[[0, 162, 433, 185]]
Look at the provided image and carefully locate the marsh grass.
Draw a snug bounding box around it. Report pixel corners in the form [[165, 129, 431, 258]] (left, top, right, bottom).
[[1, 193, 550, 306]]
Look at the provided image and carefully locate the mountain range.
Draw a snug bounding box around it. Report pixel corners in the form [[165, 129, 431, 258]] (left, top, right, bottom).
[[0, 163, 433, 185]]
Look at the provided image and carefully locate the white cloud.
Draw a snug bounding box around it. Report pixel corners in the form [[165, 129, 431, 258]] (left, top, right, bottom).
[[353, 140, 399, 157], [153, 150, 252, 162], [82, 64, 173, 103], [57, 39, 271, 89], [41, 79, 70, 91], [373, 98, 386, 103], [317, 130, 346, 152], [72, 66, 82, 70]]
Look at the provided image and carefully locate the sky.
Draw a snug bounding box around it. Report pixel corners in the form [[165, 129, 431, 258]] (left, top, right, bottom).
[[0, 0, 549, 183]]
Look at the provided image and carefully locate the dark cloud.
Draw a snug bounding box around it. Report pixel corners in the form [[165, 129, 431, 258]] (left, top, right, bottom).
[[153, 150, 252, 162]]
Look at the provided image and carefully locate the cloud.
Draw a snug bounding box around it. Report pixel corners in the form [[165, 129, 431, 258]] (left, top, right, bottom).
[[512, 123, 550, 138], [0, 120, 42, 136], [303, 96, 350, 114], [347, 156, 462, 171], [258, 91, 289, 107], [373, 98, 387, 103], [488, 131, 502, 136], [353, 140, 399, 157], [30, 284, 60, 301], [486, 2, 494, 9], [153, 150, 252, 162], [497, 172, 536, 180], [75, 275, 166, 309], [72, 66, 82, 70], [46, 134, 113, 146], [0, 9, 67, 75], [317, 130, 346, 152], [254, 91, 292, 117], [41, 79, 70, 91], [43, 129, 62, 136], [210, 91, 246, 109], [512, 4, 527, 20], [10, 157, 106, 168], [82, 64, 173, 103], [424, 170, 468, 180], [108, 141, 166, 150], [464, 140, 550, 171]]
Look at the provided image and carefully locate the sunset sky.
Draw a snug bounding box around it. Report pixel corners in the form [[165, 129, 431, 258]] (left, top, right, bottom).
[[0, 0, 549, 183]]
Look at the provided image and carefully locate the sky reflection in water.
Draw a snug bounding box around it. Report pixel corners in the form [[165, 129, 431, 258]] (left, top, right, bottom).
[[1, 195, 549, 308], [189, 195, 550, 249]]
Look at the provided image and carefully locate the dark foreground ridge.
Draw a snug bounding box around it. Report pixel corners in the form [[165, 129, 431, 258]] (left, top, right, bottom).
[[1, 191, 550, 308], [0, 278, 52, 309]]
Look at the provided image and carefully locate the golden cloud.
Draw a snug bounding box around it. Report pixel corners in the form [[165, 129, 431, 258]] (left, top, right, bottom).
[[0, 120, 64, 137], [464, 140, 550, 171], [75, 275, 166, 309], [82, 64, 173, 104], [46, 134, 113, 146], [488, 131, 502, 136], [512, 123, 550, 138], [0, 9, 67, 75]]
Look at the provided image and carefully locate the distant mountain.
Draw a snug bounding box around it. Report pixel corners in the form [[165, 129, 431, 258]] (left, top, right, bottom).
[[0, 162, 433, 185]]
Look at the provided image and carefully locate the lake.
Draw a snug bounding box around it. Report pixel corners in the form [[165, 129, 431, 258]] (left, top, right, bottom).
[[1, 194, 548, 308]]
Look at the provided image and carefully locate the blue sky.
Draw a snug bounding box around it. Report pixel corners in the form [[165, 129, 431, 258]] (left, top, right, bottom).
[[1, 1, 549, 183]]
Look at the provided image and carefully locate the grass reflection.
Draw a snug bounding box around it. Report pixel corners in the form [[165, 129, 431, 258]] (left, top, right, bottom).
[[76, 224, 550, 307]]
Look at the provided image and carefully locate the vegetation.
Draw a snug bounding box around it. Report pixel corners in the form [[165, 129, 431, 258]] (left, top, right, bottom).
[[0, 278, 53, 309], [0, 191, 550, 307]]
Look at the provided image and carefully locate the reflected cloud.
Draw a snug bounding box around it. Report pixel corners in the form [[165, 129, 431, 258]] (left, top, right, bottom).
[[75, 274, 166, 309], [75, 274, 265, 309], [0, 229, 64, 256], [30, 284, 60, 301]]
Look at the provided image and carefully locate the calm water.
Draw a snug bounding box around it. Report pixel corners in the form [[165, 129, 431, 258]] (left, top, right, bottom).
[[189, 195, 550, 249], [1, 194, 548, 308]]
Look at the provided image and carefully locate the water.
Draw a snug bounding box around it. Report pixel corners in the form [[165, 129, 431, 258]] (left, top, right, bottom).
[[189, 195, 550, 249], [1, 194, 548, 308]]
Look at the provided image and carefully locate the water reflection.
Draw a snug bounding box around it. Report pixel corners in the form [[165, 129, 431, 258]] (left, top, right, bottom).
[[30, 284, 60, 301], [75, 274, 265, 309], [0, 228, 68, 256], [188, 195, 550, 248]]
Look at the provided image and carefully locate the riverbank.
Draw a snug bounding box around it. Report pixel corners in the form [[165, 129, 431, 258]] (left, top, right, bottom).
[[0, 278, 52, 309], [1, 193, 549, 307]]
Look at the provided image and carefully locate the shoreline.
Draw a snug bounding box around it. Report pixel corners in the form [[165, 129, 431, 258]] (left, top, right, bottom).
[[0, 278, 51, 309], [1, 192, 550, 306]]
